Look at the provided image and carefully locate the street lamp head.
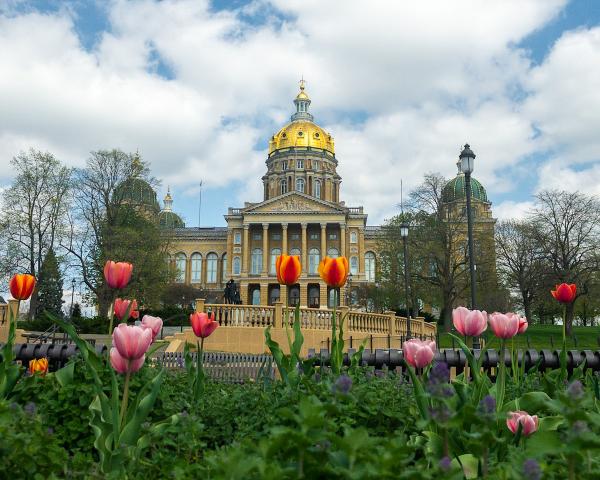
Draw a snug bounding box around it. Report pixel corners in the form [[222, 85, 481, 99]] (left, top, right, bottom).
[[399, 223, 409, 238], [459, 143, 476, 174]]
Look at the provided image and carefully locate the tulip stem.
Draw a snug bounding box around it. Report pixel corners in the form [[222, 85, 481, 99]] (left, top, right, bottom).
[[120, 370, 131, 427], [107, 299, 115, 335]]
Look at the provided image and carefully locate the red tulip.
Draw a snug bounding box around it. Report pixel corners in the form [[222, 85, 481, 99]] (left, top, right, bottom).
[[114, 298, 139, 321], [276, 254, 301, 285], [141, 315, 163, 342], [110, 347, 145, 374], [318, 256, 349, 288], [402, 338, 436, 368], [104, 261, 133, 289], [489, 312, 519, 339], [9, 273, 36, 300], [506, 411, 538, 436], [551, 283, 577, 304], [190, 312, 218, 338], [453, 307, 487, 336], [112, 323, 152, 360], [28, 358, 49, 376]]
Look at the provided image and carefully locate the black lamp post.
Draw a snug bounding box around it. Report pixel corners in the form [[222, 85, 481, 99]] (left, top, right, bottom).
[[69, 278, 76, 319], [458, 143, 479, 350], [400, 222, 411, 340]]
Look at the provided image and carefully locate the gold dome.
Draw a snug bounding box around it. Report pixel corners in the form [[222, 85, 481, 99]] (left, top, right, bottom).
[[268, 120, 335, 155]]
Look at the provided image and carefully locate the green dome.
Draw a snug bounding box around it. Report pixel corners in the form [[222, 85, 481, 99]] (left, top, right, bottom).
[[442, 174, 488, 203], [159, 210, 185, 228], [115, 178, 160, 213]]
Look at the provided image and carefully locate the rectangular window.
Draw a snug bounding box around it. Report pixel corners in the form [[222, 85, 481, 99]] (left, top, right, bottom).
[[252, 232, 262, 240], [281, 161, 287, 170], [234, 231, 241, 244], [329, 233, 337, 240], [296, 159, 304, 169], [291, 233, 300, 240], [272, 233, 281, 240], [309, 233, 319, 240]]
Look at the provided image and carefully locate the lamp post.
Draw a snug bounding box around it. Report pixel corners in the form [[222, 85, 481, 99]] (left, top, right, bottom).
[[458, 143, 479, 350], [400, 222, 411, 340], [69, 278, 76, 319]]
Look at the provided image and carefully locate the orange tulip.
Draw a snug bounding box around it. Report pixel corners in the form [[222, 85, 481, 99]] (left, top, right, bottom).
[[275, 254, 301, 285], [29, 358, 49, 376], [318, 256, 349, 288], [9, 273, 36, 300], [551, 283, 577, 304], [104, 261, 133, 289]]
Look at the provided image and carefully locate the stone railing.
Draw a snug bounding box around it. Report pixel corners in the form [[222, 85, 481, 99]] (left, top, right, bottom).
[[196, 299, 436, 338]]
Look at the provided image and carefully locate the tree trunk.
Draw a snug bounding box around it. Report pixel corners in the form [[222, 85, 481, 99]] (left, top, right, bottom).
[[522, 296, 532, 325], [565, 301, 575, 336], [27, 288, 39, 320]]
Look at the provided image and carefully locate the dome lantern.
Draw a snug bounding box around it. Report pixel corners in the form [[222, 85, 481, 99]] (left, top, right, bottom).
[[291, 77, 314, 122]]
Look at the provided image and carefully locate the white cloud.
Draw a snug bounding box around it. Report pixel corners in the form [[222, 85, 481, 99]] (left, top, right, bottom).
[[2, 0, 594, 228], [493, 200, 535, 221]]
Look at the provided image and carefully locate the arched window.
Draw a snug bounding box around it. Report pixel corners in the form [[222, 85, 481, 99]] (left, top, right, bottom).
[[315, 180, 321, 199], [309, 248, 320, 274], [251, 248, 262, 275], [206, 253, 218, 283], [350, 231, 357, 243], [233, 256, 241, 275], [365, 251, 376, 282], [191, 253, 202, 283], [222, 254, 227, 281], [327, 248, 339, 259], [175, 253, 186, 283], [350, 256, 359, 275], [296, 178, 305, 193], [270, 248, 281, 274], [251, 288, 260, 305], [280, 179, 287, 195], [290, 247, 301, 257]]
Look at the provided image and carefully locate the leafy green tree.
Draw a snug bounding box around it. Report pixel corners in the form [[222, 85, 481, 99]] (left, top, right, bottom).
[[35, 248, 64, 320]]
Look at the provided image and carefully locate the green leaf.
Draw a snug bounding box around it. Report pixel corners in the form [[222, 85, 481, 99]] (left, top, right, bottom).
[[538, 416, 564, 432], [265, 326, 290, 383], [291, 303, 304, 364], [453, 454, 479, 479], [54, 361, 75, 387], [525, 431, 564, 457]]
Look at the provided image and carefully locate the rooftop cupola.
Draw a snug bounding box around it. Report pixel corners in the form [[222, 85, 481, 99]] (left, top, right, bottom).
[[291, 78, 314, 122]]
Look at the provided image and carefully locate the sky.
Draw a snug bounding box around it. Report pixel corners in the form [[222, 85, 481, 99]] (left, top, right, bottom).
[[0, 0, 599, 228]]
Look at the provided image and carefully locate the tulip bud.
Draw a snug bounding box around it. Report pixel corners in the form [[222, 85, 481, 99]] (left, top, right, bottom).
[[9, 273, 36, 300], [506, 410, 538, 436], [104, 261, 133, 289], [141, 315, 163, 342], [318, 256, 350, 288], [275, 254, 302, 286], [28, 358, 49, 376], [190, 312, 218, 338]]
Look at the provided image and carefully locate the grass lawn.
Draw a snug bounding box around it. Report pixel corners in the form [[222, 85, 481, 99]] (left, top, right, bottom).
[[438, 324, 600, 350]]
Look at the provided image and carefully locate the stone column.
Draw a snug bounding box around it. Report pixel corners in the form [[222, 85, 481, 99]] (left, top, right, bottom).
[[319, 284, 328, 309], [186, 258, 192, 285], [282, 223, 288, 255], [262, 223, 269, 276], [320, 223, 327, 261], [242, 224, 250, 274], [301, 223, 308, 275], [195, 298, 205, 313], [358, 226, 365, 274], [340, 223, 346, 258]]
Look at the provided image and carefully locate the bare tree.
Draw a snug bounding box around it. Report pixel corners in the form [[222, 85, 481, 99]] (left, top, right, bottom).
[[61, 150, 169, 318], [0, 150, 72, 317], [495, 220, 543, 322], [531, 190, 600, 334]]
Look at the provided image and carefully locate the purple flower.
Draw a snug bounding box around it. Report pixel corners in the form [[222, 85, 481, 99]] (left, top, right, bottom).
[[24, 402, 36, 415], [573, 420, 588, 434], [47, 427, 54, 435], [429, 404, 452, 423], [567, 380, 584, 399], [426, 362, 453, 398], [333, 374, 353, 395], [523, 459, 541, 480], [478, 395, 496, 417], [439, 456, 452, 471]]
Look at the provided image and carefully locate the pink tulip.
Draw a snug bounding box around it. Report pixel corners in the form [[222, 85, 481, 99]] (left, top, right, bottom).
[[110, 347, 146, 374], [488, 312, 519, 339], [112, 323, 152, 360], [141, 315, 163, 341], [403, 338, 436, 368], [453, 307, 487, 336], [506, 410, 538, 436], [190, 312, 218, 339], [506, 312, 528, 334], [104, 261, 133, 289], [114, 298, 139, 321]]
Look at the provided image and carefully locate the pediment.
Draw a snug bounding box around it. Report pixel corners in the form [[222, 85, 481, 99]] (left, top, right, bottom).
[[244, 192, 347, 215]]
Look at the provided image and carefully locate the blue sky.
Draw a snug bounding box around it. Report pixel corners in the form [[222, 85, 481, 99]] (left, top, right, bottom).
[[1, 0, 600, 226]]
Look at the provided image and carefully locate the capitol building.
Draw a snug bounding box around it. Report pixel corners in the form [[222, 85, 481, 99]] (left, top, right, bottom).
[[147, 82, 496, 310]]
